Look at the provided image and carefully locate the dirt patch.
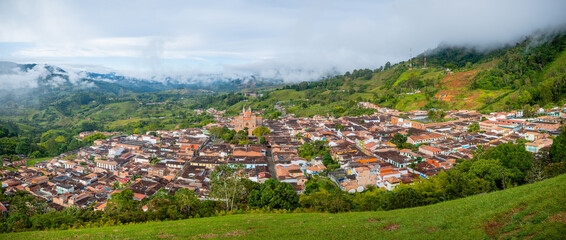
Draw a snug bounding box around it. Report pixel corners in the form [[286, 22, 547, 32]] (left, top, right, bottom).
[[196, 234, 218, 239], [440, 70, 478, 89], [483, 220, 504, 237], [434, 70, 479, 104], [499, 228, 520, 238], [248, 227, 268, 230], [482, 204, 527, 237], [550, 212, 566, 224], [426, 227, 438, 233], [522, 212, 537, 222], [196, 230, 246, 239], [224, 230, 245, 237], [380, 223, 400, 231], [158, 234, 176, 239], [368, 218, 381, 222]]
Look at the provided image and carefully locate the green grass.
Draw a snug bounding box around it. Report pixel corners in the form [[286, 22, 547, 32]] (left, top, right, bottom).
[[4, 174, 566, 240], [395, 93, 427, 111], [27, 157, 52, 166], [106, 117, 151, 128], [268, 89, 306, 101], [1, 167, 18, 171], [392, 69, 426, 86]]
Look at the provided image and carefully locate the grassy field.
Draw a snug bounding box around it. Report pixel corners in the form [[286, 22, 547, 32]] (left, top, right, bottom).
[[26, 156, 52, 166], [3, 174, 566, 239]]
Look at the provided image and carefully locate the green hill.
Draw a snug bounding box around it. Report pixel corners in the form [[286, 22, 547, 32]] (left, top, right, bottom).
[[4, 174, 566, 240], [223, 31, 566, 116]]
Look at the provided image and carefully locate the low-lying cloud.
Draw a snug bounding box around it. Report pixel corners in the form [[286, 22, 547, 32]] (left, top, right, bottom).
[[0, 64, 48, 89], [1, 0, 566, 83]]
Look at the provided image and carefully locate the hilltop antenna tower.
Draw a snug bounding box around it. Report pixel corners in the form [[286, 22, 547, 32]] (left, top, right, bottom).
[[409, 48, 413, 70], [423, 51, 427, 69]]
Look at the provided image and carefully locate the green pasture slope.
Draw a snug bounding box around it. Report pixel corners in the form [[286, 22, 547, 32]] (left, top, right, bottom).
[[4, 174, 566, 240]]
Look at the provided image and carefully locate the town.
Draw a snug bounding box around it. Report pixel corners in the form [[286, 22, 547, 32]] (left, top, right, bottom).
[[1, 103, 565, 212]]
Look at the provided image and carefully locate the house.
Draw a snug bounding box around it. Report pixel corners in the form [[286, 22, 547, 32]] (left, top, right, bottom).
[[384, 177, 401, 191], [524, 131, 548, 141], [525, 138, 553, 153], [407, 133, 447, 145], [419, 145, 442, 156], [0, 202, 7, 213], [227, 156, 268, 169], [233, 145, 266, 157], [304, 164, 326, 175], [133, 193, 147, 201], [376, 151, 412, 168], [536, 116, 562, 124], [355, 166, 377, 187], [479, 120, 520, 132], [31, 175, 49, 184], [532, 121, 561, 131], [116, 140, 145, 151], [96, 159, 119, 171], [189, 156, 225, 169], [56, 184, 74, 194]]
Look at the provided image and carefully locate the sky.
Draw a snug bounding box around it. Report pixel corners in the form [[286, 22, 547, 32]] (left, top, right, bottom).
[[1, 0, 566, 82]]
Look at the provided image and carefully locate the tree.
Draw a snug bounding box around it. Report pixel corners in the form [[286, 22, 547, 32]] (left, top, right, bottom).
[[384, 61, 392, 70], [299, 188, 350, 213], [468, 123, 480, 133], [391, 133, 407, 148], [209, 164, 245, 210], [209, 126, 226, 139], [82, 132, 106, 143], [221, 129, 236, 142], [174, 188, 199, 216], [107, 189, 135, 214], [15, 138, 30, 155], [466, 158, 513, 190], [298, 140, 328, 160], [479, 142, 532, 184], [260, 136, 268, 145], [249, 179, 299, 210], [388, 186, 424, 210], [549, 126, 566, 163], [303, 176, 340, 195], [269, 111, 282, 120], [45, 139, 58, 156], [322, 153, 334, 167], [252, 127, 270, 139]]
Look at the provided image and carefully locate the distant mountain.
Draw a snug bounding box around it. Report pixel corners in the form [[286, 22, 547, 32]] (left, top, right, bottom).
[[0, 61, 284, 95]]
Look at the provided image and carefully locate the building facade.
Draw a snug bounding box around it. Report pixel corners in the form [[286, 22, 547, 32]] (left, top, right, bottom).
[[234, 106, 263, 135]]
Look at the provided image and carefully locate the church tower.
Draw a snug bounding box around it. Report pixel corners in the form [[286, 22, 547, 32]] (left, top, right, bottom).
[[234, 106, 263, 135]]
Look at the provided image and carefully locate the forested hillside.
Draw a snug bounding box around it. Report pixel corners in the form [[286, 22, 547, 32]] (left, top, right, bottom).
[[206, 30, 566, 117]]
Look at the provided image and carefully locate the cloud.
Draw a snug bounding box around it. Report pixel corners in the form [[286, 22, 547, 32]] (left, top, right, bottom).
[[0, 64, 49, 89], [1, 0, 566, 83]]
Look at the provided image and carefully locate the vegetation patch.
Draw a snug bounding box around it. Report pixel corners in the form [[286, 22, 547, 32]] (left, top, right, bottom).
[[550, 212, 566, 224], [380, 223, 400, 231]]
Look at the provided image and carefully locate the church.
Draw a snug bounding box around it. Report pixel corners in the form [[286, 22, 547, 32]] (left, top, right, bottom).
[[234, 106, 263, 135]]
